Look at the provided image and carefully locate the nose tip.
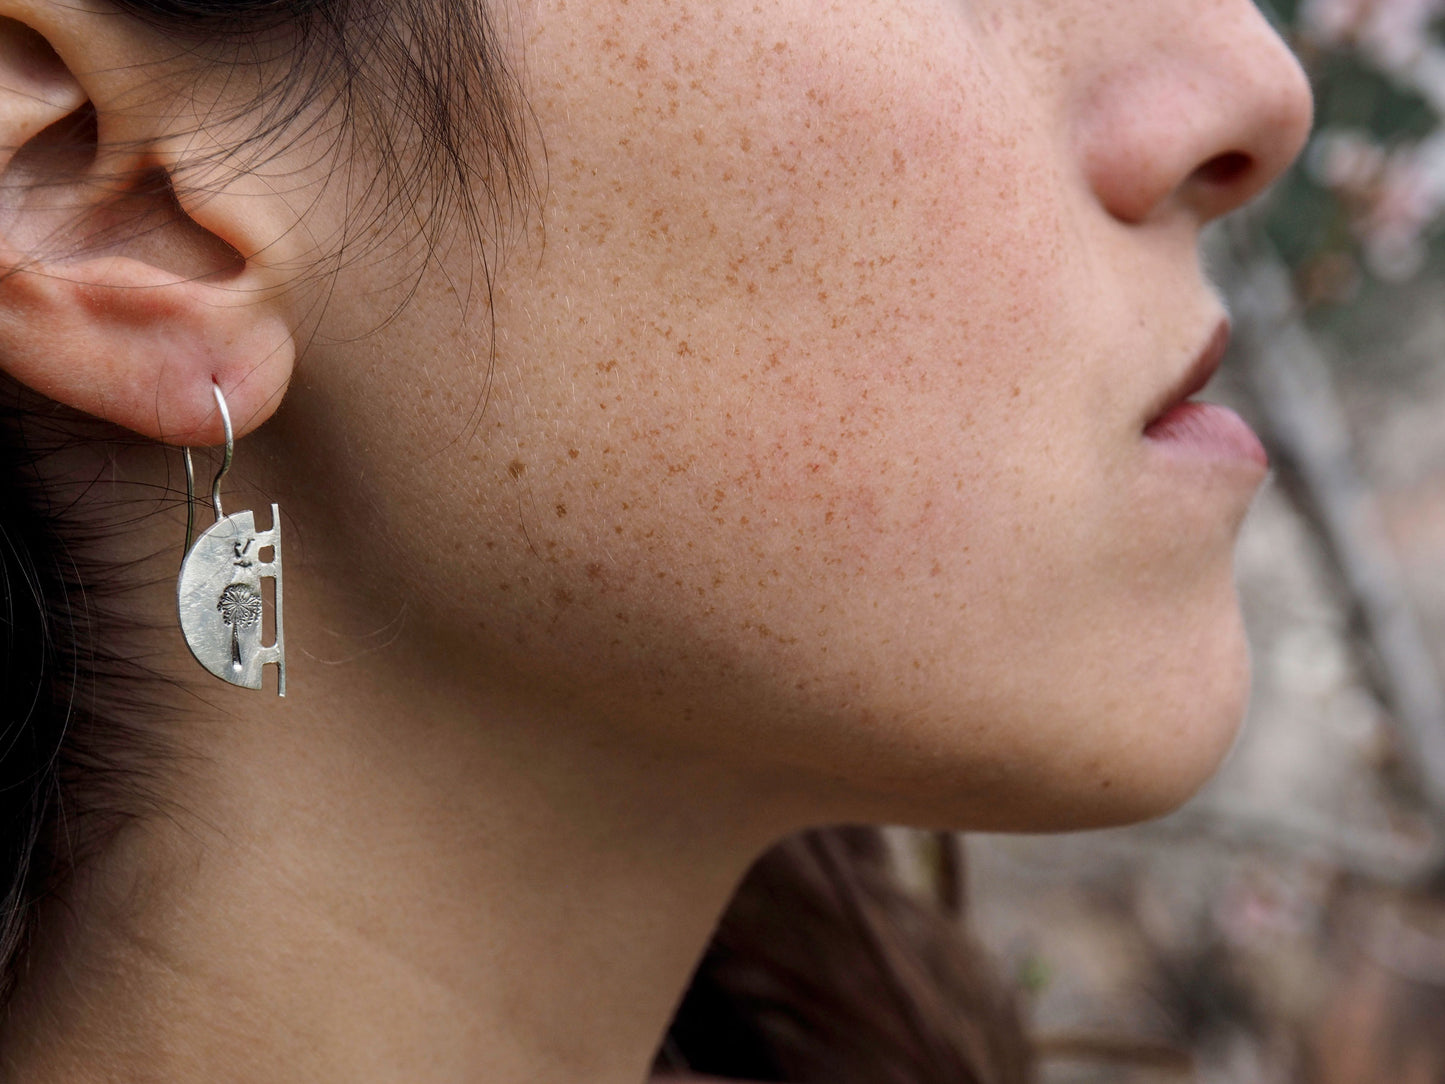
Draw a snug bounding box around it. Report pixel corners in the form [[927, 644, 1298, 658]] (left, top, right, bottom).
[[1079, 3, 1314, 226]]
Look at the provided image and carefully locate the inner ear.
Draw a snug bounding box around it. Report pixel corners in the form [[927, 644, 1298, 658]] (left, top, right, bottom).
[[7, 98, 96, 181], [84, 166, 246, 281], [2, 104, 243, 281]]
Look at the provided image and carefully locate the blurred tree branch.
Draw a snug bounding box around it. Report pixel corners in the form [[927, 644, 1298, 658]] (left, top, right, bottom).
[[1224, 225, 1445, 859]]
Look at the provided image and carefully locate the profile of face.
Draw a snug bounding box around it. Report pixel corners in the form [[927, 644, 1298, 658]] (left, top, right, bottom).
[[265, 0, 1309, 832], [2, 0, 1314, 835]]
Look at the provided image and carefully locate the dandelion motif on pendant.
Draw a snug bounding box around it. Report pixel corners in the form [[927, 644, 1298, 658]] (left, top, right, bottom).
[[217, 583, 265, 674]]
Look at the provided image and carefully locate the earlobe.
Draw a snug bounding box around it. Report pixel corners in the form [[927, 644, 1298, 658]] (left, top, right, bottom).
[[0, 254, 295, 444], [0, 9, 296, 447]]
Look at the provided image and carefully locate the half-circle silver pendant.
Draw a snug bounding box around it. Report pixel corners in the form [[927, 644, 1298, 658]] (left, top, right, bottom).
[[178, 505, 286, 695]]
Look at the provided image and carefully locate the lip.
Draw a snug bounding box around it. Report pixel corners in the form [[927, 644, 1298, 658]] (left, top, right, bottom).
[[1142, 319, 1268, 470], [1144, 319, 1231, 427]]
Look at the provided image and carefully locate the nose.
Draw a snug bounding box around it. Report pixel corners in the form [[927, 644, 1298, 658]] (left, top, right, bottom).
[[1076, 1, 1314, 226]]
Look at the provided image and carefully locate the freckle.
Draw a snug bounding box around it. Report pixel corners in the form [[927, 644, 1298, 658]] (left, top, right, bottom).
[[508, 459, 526, 478], [587, 563, 605, 581], [740, 134, 752, 152], [553, 587, 574, 607], [569, 448, 580, 459], [1011, 385, 1021, 398], [555, 503, 568, 517]]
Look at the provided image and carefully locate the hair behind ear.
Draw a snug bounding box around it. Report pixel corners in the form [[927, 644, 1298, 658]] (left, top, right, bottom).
[[0, 377, 180, 1012]]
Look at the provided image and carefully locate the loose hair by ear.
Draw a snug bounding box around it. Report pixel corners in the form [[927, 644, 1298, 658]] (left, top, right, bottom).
[[110, 0, 537, 282]]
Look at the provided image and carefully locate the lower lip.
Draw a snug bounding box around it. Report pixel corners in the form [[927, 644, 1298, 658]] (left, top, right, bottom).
[[1143, 401, 1268, 469]]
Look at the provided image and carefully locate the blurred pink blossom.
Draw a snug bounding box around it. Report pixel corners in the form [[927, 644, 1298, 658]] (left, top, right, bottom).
[[1300, 0, 1445, 283], [1308, 129, 1445, 280], [1302, 0, 1444, 70]]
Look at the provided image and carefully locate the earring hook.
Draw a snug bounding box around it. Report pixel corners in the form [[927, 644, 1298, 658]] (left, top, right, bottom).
[[182, 382, 235, 555]]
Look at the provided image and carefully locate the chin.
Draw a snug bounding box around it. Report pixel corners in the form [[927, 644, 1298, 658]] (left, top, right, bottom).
[[1062, 634, 1254, 832], [880, 606, 1256, 836]]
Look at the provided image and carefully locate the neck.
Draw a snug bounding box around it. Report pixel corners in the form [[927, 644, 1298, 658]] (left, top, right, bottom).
[[4, 563, 787, 1084]]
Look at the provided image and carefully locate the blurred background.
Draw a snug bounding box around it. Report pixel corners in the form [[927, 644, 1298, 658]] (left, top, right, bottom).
[[913, 1, 1445, 1079]]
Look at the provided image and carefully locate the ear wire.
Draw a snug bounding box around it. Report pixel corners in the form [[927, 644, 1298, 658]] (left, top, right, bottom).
[[181, 381, 234, 557], [209, 382, 233, 521]]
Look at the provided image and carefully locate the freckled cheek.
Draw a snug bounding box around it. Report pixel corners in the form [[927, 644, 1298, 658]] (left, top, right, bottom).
[[511, 19, 1096, 577]]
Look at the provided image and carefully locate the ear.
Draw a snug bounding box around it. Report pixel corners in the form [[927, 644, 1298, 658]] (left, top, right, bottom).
[[0, 4, 299, 446]]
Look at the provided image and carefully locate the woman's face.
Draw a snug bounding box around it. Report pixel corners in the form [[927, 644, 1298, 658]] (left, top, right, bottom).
[[288, 0, 1312, 829]]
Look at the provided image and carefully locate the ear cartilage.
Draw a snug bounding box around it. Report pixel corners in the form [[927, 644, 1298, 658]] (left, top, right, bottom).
[[178, 384, 287, 696]]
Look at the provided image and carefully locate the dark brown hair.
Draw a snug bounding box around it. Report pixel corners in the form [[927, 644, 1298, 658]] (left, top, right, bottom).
[[657, 828, 1031, 1083], [0, 4, 1031, 1079]]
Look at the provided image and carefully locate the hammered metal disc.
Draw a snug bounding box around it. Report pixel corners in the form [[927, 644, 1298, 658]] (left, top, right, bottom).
[[178, 505, 286, 695]]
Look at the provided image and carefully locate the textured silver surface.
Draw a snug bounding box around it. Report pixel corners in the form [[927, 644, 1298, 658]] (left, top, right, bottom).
[[178, 504, 286, 696]]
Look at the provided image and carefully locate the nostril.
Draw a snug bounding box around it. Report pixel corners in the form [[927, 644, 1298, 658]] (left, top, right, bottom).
[[1195, 151, 1252, 188]]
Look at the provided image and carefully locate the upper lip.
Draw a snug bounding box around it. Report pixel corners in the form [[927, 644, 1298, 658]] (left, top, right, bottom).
[[1144, 318, 1232, 429]]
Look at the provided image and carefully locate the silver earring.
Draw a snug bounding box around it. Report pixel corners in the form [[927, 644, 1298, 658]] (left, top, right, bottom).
[[178, 382, 287, 696]]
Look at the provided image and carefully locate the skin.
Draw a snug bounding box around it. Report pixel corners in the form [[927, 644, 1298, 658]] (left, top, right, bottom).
[[0, 0, 1310, 1080], [302, 0, 1309, 828]]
